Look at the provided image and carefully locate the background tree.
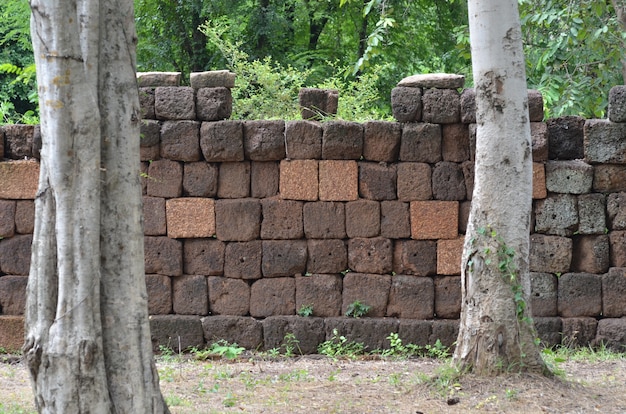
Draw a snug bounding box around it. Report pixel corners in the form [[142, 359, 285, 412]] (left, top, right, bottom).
[[24, 0, 169, 411], [453, 0, 546, 375]]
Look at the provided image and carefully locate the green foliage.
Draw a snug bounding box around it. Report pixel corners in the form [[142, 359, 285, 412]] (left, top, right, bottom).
[[297, 304, 314, 317], [192, 340, 245, 360], [318, 328, 366, 359], [345, 300, 371, 318]]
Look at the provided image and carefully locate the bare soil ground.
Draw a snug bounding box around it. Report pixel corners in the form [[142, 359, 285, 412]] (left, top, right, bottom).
[[2, 354, 626, 413]]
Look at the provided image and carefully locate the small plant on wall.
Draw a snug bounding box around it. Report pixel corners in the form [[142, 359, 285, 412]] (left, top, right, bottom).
[[345, 300, 371, 318]]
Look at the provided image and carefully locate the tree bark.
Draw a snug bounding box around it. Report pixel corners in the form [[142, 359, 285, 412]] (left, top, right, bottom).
[[25, 0, 169, 411], [453, 0, 547, 375], [612, 0, 626, 83]]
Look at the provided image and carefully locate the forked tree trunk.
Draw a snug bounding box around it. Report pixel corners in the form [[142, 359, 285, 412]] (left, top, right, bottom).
[[24, 0, 169, 411], [453, 0, 547, 375]]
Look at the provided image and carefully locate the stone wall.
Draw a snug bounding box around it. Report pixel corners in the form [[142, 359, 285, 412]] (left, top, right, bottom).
[[0, 71, 625, 353]]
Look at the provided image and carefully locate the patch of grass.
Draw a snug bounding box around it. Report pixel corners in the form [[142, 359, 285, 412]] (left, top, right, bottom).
[[318, 329, 366, 360], [192, 340, 245, 360], [164, 394, 191, 407]]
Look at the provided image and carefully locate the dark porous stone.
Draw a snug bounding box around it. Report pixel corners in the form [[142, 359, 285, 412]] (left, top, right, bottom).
[[215, 199, 261, 242], [295, 273, 343, 317], [224, 241, 262, 280], [391, 86, 422, 123], [358, 162, 397, 201], [243, 120, 286, 161], [324, 317, 399, 352], [322, 121, 363, 160], [150, 315, 204, 352], [547, 116, 584, 160], [201, 315, 263, 350], [399, 123, 442, 163], [200, 120, 244, 162], [432, 161, 466, 201], [393, 240, 437, 276], [422, 88, 460, 124], [183, 238, 225, 276], [262, 315, 325, 354], [196, 87, 232, 121], [144, 236, 183, 276], [261, 240, 308, 277], [0, 235, 32, 276], [342, 273, 391, 317], [306, 239, 347, 274], [363, 121, 401, 162]]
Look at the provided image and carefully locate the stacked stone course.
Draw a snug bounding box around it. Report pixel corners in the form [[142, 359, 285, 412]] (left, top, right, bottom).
[[0, 73, 625, 353]]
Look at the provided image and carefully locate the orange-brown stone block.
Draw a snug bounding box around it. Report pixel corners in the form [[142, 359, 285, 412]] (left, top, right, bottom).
[[0, 160, 39, 199], [166, 197, 215, 238], [319, 160, 358, 201], [279, 160, 318, 201], [410, 200, 458, 240], [437, 236, 465, 275], [0, 315, 24, 352], [533, 162, 547, 199]]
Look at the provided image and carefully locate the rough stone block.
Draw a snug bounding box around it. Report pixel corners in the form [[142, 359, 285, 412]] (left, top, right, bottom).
[[357, 162, 396, 201], [533, 162, 547, 199], [393, 240, 437, 276], [387, 275, 434, 319], [263, 315, 325, 354], [348, 237, 392, 274], [183, 238, 225, 276], [140, 162, 148, 194], [261, 240, 308, 277], [215, 198, 261, 242], [0, 316, 24, 352], [298, 88, 338, 120], [0, 235, 31, 276], [437, 237, 464, 276], [397, 162, 432, 201], [201, 315, 263, 350], [345, 200, 380, 238], [224, 241, 262, 280], [561, 317, 597, 347], [0, 275, 27, 315], [529, 234, 572, 274], [303, 201, 346, 239], [558, 273, 602, 317], [325, 317, 398, 351], [602, 268, 626, 318], [363, 121, 401, 162], [534, 194, 578, 236], [295, 273, 343, 317], [137, 72, 180, 87], [342, 273, 391, 317], [468, 124, 477, 161], [243, 120, 286, 161], [251, 161, 279, 198], [150, 315, 204, 352], [146, 159, 183, 198], [547, 116, 584, 160], [608, 193, 626, 231], [144, 236, 183, 276], [422, 88, 460, 124], [139, 87, 155, 119], [432, 161, 466, 201], [208, 276, 250, 316], [140, 119, 160, 147], [380, 201, 410, 239], [534, 317, 562, 348], [0, 200, 15, 238], [218, 161, 250, 198], [285, 120, 322, 159], [261, 199, 303, 240], [182, 161, 217, 197], [459, 200, 471, 234], [391, 86, 422, 123], [145, 274, 172, 315], [279, 160, 318, 201], [143, 196, 166, 236], [3, 124, 34, 159], [154, 86, 195, 120], [531, 122, 549, 162], [530, 272, 558, 317], [410, 201, 458, 240], [166, 198, 215, 239], [190, 70, 235, 89], [593, 164, 626, 192], [172, 275, 208, 315], [584, 119, 626, 164], [528, 89, 544, 122], [571, 235, 609, 274], [460, 88, 476, 124], [608, 85, 626, 122], [398, 73, 465, 89], [442, 124, 470, 162], [196, 87, 232, 121], [545, 160, 593, 194], [160, 120, 201, 161], [321, 121, 363, 160], [250, 277, 295, 317], [398, 319, 432, 346], [319, 160, 359, 201], [594, 318, 626, 351], [0, 160, 39, 199], [434, 276, 461, 319], [579, 194, 607, 235], [306, 239, 347, 274], [399, 123, 442, 163], [461, 161, 474, 200], [14, 200, 33, 235], [140, 144, 160, 162], [430, 319, 459, 349], [200, 120, 244, 162]]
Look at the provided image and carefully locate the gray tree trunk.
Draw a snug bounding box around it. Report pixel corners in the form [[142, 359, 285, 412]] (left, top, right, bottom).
[[24, 0, 169, 411], [453, 0, 547, 375], [612, 0, 626, 83]]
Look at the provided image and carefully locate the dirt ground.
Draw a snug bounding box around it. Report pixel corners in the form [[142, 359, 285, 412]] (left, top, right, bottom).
[[2, 354, 626, 413]]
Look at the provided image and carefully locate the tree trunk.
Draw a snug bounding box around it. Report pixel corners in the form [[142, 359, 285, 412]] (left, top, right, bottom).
[[612, 0, 626, 83], [24, 0, 169, 411], [453, 0, 547, 375]]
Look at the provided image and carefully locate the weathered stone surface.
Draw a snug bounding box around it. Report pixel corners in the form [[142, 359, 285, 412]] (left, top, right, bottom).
[[224, 241, 262, 280], [363, 121, 401, 162], [183, 238, 224, 276], [3, 124, 34, 159], [243, 120, 286, 161], [430, 319, 459, 349], [461, 161, 474, 200], [298, 88, 338, 120], [530, 272, 558, 317], [183, 161, 218, 197], [531, 122, 549, 162], [190, 70, 236, 89], [358, 162, 396, 201], [608, 192, 626, 230], [166, 198, 215, 238], [534, 194, 578, 236], [250, 278, 295, 317], [534, 317, 562, 348], [547, 116, 585, 160], [608, 85, 626, 123], [561, 317, 597, 347], [529, 234, 572, 273], [218, 161, 250, 198], [594, 318, 626, 350], [285, 120, 323, 159], [397, 162, 432, 201], [558, 273, 602, 317], [380, 201, 411, 239], [545, 160, 593, 194], [279, 159, 318, 201], [145, 274, 172, 315], [200, 120, 244, 162], [442, 124, 470, 162], [150, 315, 204, 352], [144, 236, 183, 276], [319, 160, 358, 201], [0, 235, 31, 276], [251, 162, 279, 198], [263, 316, 325, 354], [348, 237, 392, 274], [208, 276, 250, 316], [602, 268, 626, 317], [321, 121, 363, 160], [393, 240, 437, 276], [609, 231, 626, 267], [303, 201, 346, 239], [324, 317, 398, 351], [398, 73, 465, 89], [458, 200, 471, 234], [391, 87, 422, 123], [577, 193, 606, 234], [532, 162, 547, 200], [593, 164, 626, 192], [261, 199, 303, 240], [215, 198, 261, 241], [140, 119, 160, 147], [140, 144, 160, 162], [398, 319, 432, 346], [137, 72, 181, 87], [139, 87, 155, 119], [434, 276, 461, 319], [410, 201, 458, 240], [146, 159, 183, 198], [399, 122, 442, 163], [173, 275, 208, 315], [571, 235, 609, 274], [155, 86, 195, 120], [422, 88, 460, 124], [201, 315, 263, 350], [14, 200, 34, 234], [0, 200, 15, 239], [295, 273, 343, 317], [342, 273, 391, 317], [0, 316, 25, 352], [0, 160, 39, 199], [0, 275, 27, 315], [143, 196, 166, 236], [387, 275, 434, 319], [432, 161, 466, 201], [528, 89, 544, 122], [437, 237, 464, 275], [196, 87, 232, 121], [160, 120, 201, 161], [345, 200, 380, 238], [261, 240, 308, 277], [584, 119, 626, 164], [306, 239, 347, 274], [460, 88, 476, 124]]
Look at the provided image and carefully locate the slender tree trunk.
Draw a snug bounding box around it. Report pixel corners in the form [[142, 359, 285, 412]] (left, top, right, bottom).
[[24, 0, 169, 411], [612, 0, 626, 83], [453, 0, 547, 375]]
